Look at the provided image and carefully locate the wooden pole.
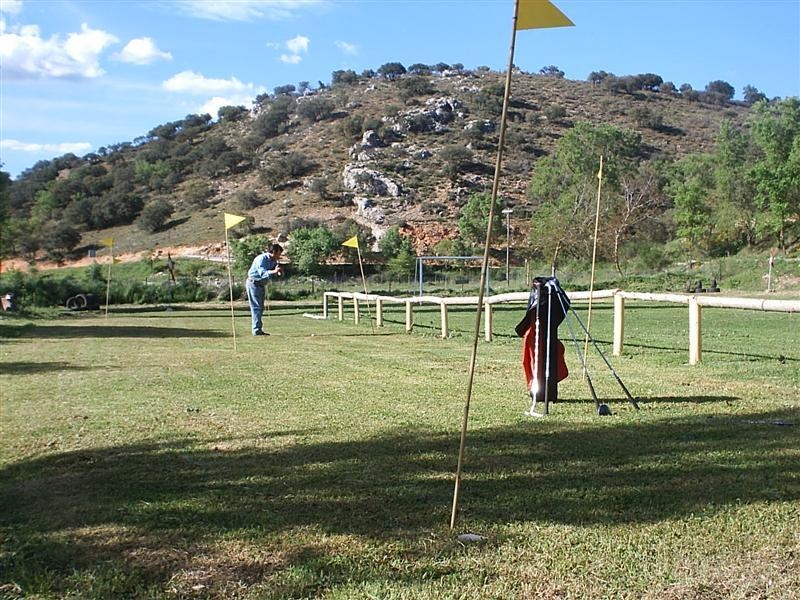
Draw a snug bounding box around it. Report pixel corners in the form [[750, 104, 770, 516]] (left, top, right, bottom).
[[104, 242, 113, 318], [225, 228, 238, 351], [583, 155, 604, 364], [451, 0, 519, 531], [356, 245, 374, 334]]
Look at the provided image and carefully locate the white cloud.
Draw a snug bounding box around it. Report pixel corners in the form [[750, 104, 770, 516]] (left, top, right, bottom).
[[176, 0, 324, 22], [162, 70, 253, 95], [113, 37, 172, 65], [279, 53, 302, 65], [272, 34, 308, 65], [286, 34, 308, 54], [335, 40, 357, 56], [0, 21, 117, 79], [198, 94, 256, 118], [0, 0, 22, 16], [0, 138, 92, 154]]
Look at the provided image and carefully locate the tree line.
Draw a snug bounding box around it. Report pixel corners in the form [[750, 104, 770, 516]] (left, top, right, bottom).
[[0, 61, 795, 273]]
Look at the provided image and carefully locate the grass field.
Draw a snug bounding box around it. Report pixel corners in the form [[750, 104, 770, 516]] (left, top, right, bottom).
[[1, 299, 798, 599]]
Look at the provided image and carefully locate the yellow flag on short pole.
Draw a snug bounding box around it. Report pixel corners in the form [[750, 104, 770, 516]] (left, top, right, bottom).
[[342, 235, 374, 333], [223, 213, 246, 349], [224, 213, 246, 230], [341, 235, 359, 249], [516, 0, 574, 30], [103, 238, 114, 317]]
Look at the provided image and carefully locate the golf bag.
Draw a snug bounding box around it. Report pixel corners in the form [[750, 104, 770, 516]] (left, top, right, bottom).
[[515, 277, 570, 407]]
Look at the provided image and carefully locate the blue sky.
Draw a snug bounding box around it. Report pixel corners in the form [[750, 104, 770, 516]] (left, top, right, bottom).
[[1, 0, 798, 179]]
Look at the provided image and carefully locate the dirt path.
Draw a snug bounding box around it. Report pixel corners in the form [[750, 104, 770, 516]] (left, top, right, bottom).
[[1, 244, 228, 273]]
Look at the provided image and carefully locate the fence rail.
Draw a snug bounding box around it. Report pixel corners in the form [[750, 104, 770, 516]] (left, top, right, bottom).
[[322, 290, 799, 365]]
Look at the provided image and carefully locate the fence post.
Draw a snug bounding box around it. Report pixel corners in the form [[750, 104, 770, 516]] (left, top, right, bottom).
[[375, 297, 383, 327], [353, 296, 360, 324], [440, 301, 449, 339], [405, 300, 413, 332], [337, 295, 344, 321], [323, 293, 329, 319], [613, 293, 625, 356], [689, 297, 702, 365], [484, 303, 493, 342]]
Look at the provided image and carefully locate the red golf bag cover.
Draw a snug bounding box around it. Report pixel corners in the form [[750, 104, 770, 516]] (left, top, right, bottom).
[[516, 277, 569, 398]]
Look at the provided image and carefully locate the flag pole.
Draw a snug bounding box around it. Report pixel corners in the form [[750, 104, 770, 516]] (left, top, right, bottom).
[[342, 236, 374, 333], [450, 0, 521, 531], [356, 244, 375, 334], [223, 213, 246, 350], [104, 241, 113, 318], [225, 225, 238, 351], [583, 155, 604, 364]]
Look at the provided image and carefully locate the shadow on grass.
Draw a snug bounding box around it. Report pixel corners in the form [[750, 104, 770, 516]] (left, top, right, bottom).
[[2, 407, 798, 595], [552, 395, 739, 407], [0, 408, 800, 597], [0, 361, 100, 375], [1, 323, 226, 339]]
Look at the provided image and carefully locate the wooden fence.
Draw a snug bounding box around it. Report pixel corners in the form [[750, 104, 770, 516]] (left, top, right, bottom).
[[322, 290, 799, 365]]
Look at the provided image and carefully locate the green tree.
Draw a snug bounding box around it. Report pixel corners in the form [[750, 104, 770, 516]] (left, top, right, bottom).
[[742, 85, 766, 106], [289, 226, 338, 275], [379, 226, 412, 258], [331, 70, 358, 85], [666, 154, 715, 260], [0, 169, 12, 258], [230, 234, 269, 271], [458, 192, 502, 248], [539, 65, 565, 78], [398, 76, 434, 101], [610, 162, 669, 274], [473, 84, 504, 117], [705, 80, 735, 101], [407, 63, 432, 75], [387, 245, 416, 278], [747, 97, 800, 249], [136, 199, 174, 233], [230, 234, 270, 272], [261, 153, 315, 189], [710, 120, 757, 252], [184, 180, 213, 208], [296, 97, 335, 122], [41, 221, 81, 261], [439, 145, 473, 181], [526, 121, 643, 270], [274, 84, 296, 96], [377, 62, 406, 80], [218, 105, 248, 122]]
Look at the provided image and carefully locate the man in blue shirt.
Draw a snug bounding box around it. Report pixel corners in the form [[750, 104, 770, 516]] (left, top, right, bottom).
[[246, 243, 283, 336]]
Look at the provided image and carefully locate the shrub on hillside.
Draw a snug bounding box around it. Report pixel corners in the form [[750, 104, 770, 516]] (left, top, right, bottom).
[[297, 97, 335, 122], [137, 199, 174, 233]]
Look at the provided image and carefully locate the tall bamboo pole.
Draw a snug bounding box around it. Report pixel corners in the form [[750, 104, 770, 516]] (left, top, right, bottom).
[[450, 0, 520, 532], [583, 155, 604, 364]]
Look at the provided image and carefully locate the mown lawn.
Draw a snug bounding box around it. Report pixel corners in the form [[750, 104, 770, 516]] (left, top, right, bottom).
[[1, 299, 798, 599]]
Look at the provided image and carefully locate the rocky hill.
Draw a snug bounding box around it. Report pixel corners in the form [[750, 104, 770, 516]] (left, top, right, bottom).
[[5, 68, 754, 265]]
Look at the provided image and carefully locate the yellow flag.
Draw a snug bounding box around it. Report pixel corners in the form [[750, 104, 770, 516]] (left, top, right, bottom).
[[224, 213, 246, 229], [101, 237, 113, 246], [342, 236, 359, 249], [516, 0, 574, 30]]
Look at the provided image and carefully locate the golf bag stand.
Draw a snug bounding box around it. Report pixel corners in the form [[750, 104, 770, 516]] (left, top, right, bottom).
[[546, 283, 639, 414], [516, 277, 570, 416]]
